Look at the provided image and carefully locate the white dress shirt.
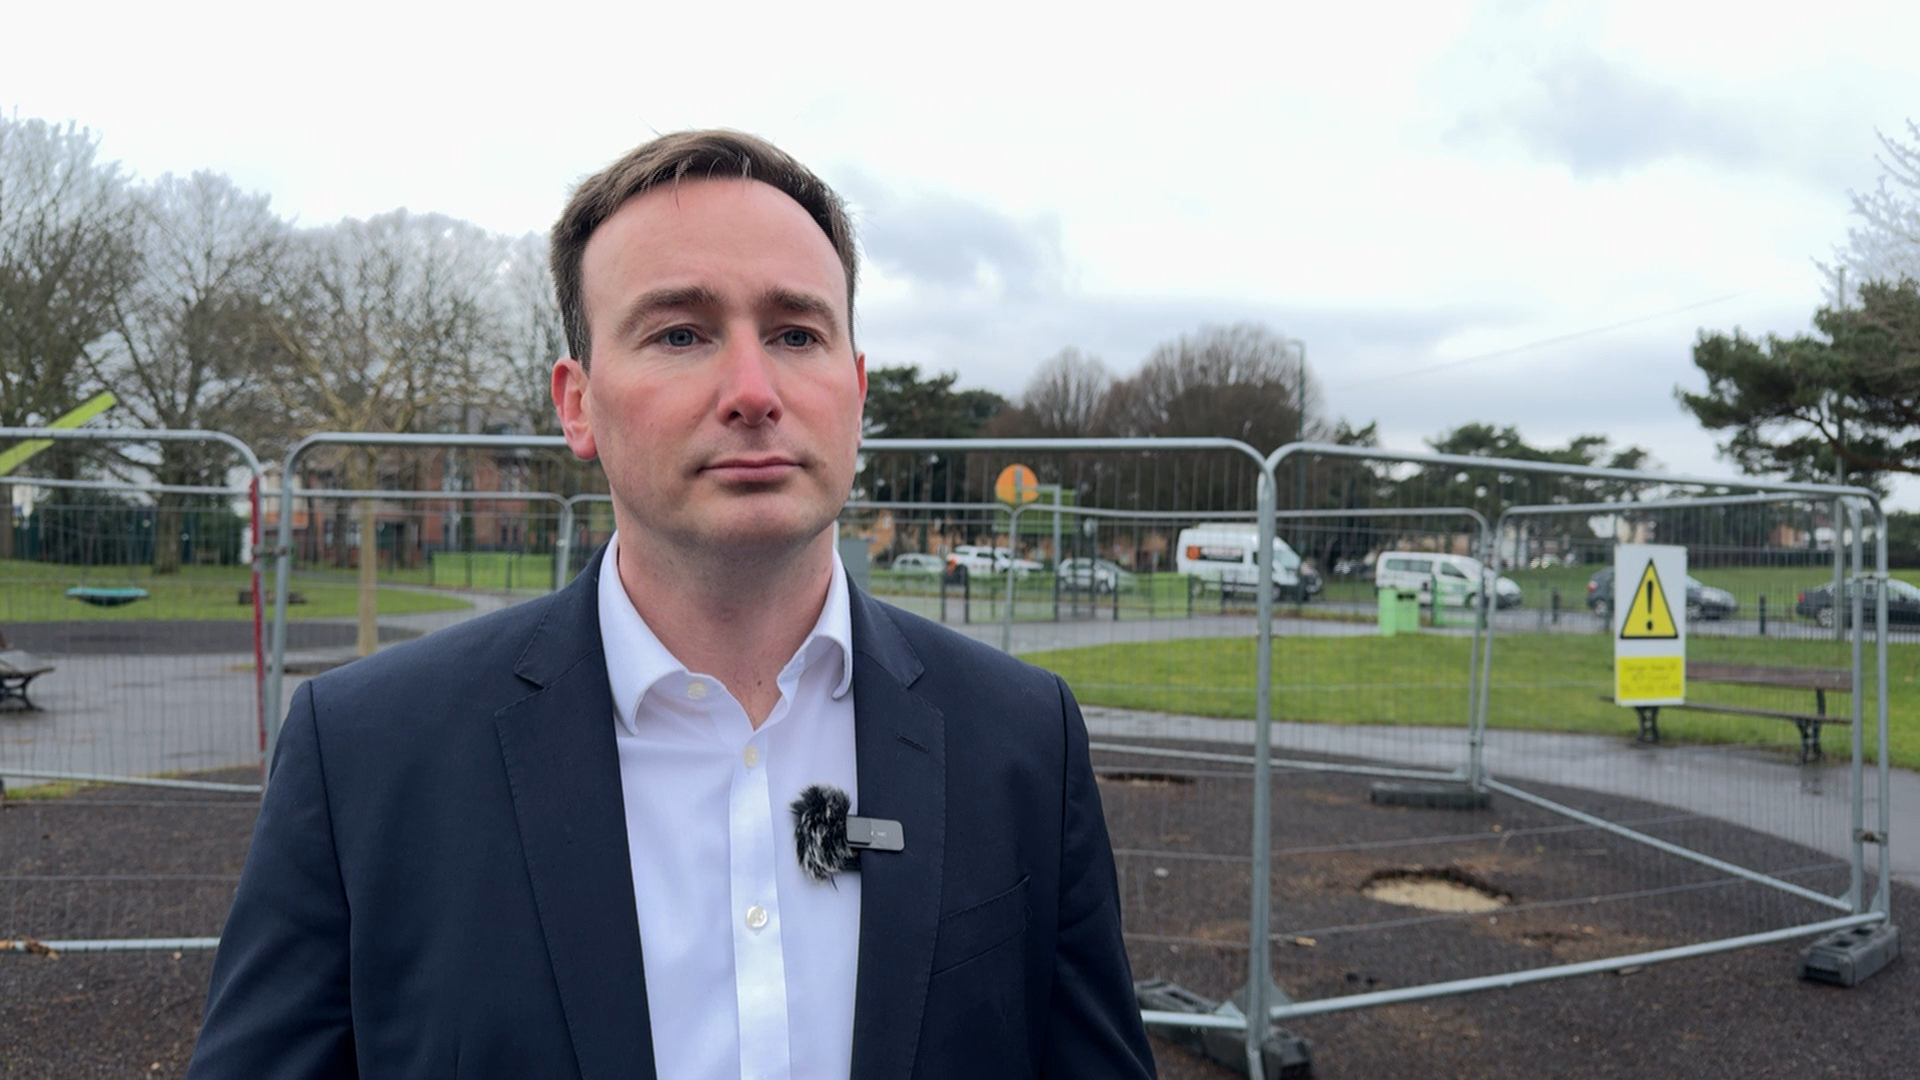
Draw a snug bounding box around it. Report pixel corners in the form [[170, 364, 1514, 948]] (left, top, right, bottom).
[[598, 534, 861, 1080]]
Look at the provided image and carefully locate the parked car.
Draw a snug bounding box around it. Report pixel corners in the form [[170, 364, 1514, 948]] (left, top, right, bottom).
[[946, 545, 1040, 579], [1002, 548, 1045, 575], [1586, 568, 1737, 622], [1492, 575, 1524, 609], [888, 553, 944, 574], [946, 546, 998, 578], [1794, 579, 1920, 628], [1058, 557, 1135, 594]]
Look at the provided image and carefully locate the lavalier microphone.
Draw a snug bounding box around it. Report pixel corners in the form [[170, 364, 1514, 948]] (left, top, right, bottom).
[[791, 784, 905, 884]]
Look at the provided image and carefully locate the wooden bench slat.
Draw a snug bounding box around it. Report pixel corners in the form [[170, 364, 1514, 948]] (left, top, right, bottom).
[[1684, 662, 1852, 692], [1654, 701, 1849, 725], [1600, 659, 1853, 764], [0, 650, 54, 677]]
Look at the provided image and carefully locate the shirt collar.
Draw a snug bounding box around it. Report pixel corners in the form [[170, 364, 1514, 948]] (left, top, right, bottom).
[[597, 533, 855, 734]]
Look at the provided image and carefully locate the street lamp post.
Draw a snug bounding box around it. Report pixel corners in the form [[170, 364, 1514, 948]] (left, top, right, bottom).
[[1288, 337, 1308, 562]]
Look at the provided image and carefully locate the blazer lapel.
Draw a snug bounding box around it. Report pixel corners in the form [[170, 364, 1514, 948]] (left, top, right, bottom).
[[848, 588, 947, 1080], [494, 547, 656, 1080]]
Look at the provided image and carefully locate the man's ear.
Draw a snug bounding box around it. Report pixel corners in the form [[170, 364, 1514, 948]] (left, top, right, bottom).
[[854, 350, 868, 436], [552, 357, 597, 461]]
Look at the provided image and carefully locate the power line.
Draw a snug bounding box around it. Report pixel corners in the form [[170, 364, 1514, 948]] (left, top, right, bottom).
[[1336, 291, 1748, 390]]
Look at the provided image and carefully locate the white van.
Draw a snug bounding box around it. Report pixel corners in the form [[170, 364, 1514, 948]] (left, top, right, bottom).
[[1375, 552, 1520, 608], [1175, 525, 1312, 601]]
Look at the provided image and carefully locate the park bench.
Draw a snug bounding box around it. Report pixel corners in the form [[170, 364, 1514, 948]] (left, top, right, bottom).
[[0, 649, 55, 711], [1601, 661, 1851, 764]]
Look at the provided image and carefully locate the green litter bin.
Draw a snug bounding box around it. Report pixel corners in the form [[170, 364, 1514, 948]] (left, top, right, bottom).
[[1378, 587, 1419, 636]]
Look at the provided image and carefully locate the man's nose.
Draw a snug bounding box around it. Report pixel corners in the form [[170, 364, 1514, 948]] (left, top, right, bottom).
[[716, 333, 782, 426]]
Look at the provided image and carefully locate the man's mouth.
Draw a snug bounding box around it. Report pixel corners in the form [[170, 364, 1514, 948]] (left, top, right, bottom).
[[704, 456, 801, 483]]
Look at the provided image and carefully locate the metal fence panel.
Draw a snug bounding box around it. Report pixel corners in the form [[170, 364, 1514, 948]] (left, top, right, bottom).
[[0, 428, 266, 797], [1230, 444, 1893, 1051], [0, 429, 267, 951], [5, 428, 1900, 1080]]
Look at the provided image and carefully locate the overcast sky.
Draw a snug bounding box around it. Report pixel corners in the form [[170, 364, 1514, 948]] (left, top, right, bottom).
[[10, 0, 1917, 506]]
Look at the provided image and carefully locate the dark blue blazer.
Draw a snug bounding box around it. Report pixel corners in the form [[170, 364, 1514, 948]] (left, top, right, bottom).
[[188, 549, 1156, 1079]]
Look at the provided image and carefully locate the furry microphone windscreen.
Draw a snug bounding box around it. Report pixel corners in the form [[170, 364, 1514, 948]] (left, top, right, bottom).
[[791, 784, 856, 883]]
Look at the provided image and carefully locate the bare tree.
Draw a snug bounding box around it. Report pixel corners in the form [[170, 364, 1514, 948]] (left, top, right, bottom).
[[999, 347, 1111, 438], [1828, 119, 1920, 289], [0, 115, 138, 556], [98, 171, 290, 572], [1091, 323, 1320, 516], [496, 232, 566, 438], [267, 209, 511, 653], [1104, 322, 1318, 452]]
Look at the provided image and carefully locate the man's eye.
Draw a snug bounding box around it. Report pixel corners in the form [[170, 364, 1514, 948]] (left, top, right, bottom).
[[780, 329, 816, 348], [662, 328, 698, 347]]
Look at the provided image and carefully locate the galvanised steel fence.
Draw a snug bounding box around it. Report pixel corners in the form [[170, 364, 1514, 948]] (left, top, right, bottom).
[[0, 428, 1899, 1080], [1225, 443, 1894, 1072], [0, 428, 266, 796], [0, 429, 266, 954]]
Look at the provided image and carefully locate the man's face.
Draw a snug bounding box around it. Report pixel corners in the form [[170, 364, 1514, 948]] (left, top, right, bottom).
[[552, 178, 866, 562]]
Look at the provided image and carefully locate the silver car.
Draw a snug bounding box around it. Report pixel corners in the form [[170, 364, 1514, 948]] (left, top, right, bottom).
[[1057, 558, 1135, 594]]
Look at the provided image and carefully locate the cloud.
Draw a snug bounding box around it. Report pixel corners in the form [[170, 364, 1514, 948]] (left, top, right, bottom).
[[1452, 53, 1773, 178], [858, 284, 1473, 411], [838, 173, 1067, 298], [837, 172, 1493, 410]]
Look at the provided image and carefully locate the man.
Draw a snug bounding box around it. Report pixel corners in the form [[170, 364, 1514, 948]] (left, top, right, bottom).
[[188, 131, 1156, 1079]]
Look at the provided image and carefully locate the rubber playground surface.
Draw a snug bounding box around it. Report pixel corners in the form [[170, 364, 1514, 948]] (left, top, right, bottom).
[[1, 745, 1912, 1080]]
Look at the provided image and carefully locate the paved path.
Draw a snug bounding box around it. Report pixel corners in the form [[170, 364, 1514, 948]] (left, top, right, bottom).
[[273, 587, 527, 712], [1082, 705, 1918, 889], [1, 588, 528, 789]]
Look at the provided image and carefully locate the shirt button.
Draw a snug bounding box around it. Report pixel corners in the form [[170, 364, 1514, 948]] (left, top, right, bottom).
[[745, 905, 768, 931], [684, 681, 708, 700], [743, 744, 760, 769]]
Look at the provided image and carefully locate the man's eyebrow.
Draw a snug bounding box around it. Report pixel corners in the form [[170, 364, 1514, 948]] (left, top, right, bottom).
[[611, 285, 725, 344], [761, 288, 842, 335]]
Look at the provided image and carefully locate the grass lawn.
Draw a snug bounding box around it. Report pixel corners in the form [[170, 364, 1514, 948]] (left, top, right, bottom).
[[1027, 630, 1920, 769], [373, 551, 556, 595], [867, 569, 1336, 623], [0, 560, 470, 621]]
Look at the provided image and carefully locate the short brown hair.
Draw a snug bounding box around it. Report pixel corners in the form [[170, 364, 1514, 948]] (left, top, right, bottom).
[[549, 130, 859, 365]]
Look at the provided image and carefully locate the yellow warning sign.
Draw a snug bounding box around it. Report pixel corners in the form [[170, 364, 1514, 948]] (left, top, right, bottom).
[[1619, 559, 1679, 640], [1616, 656, 1684, 701]]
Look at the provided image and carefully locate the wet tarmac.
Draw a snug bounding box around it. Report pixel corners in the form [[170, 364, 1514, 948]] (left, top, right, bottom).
[[1084, 706, 1919, 890], [1, 619, 420, 655]]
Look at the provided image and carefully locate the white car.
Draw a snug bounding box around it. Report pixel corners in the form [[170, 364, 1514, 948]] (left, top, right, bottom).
[[947, 545, 1040, 577], [888, 553, 944, 574], [1492, 575, 1524, 609], [1004, 550, 1045, 575], [947, 546, 999, 576], [1058, 557, 1135, 594]]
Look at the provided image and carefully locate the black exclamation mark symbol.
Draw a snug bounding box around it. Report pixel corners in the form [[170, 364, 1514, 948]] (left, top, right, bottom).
[[1644, 578, 1655, 634]]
